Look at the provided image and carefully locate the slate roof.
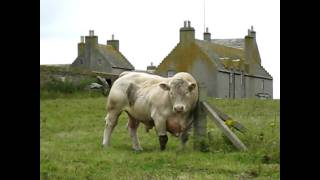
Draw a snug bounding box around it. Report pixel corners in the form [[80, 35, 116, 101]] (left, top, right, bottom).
[[195, 39, 272, 79], [97, 44, 134, 70], [210, 39, 245, 50], [195, 39, 245, 70]]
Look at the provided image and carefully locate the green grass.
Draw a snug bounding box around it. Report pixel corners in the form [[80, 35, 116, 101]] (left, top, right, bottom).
[[40, 94, 280, 179]]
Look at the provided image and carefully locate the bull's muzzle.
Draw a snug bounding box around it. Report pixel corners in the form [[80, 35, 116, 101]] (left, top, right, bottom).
[[173, 105, 185, 113]]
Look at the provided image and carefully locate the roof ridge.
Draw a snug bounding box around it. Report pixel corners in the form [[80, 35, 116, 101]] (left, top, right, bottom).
[[157, 43, 180, 68], [117, 50, 135, 69], [259, 64, 272, 78], [209, 39, 245, 50], [96, 45, 134, 70]]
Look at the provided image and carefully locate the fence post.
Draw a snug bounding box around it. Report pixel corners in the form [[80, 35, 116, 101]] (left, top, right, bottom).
[[193, 83, 209, 152]]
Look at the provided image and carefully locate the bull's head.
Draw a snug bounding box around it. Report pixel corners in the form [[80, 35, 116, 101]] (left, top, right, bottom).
[[160, 77, 197, 133], [159, 78, 197, 113]]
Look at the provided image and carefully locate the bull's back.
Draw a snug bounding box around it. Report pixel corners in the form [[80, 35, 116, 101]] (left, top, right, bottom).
[[107, 72, 167, 113], [118, 72, 167, 87]]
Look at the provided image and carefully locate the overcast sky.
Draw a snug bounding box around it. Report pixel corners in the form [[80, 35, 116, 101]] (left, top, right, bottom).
[[40, 0, 280, 99]]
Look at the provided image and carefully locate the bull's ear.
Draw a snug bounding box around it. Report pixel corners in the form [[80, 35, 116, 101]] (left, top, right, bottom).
[[188, 83, 196, 92], [159, 83, 170, 91]]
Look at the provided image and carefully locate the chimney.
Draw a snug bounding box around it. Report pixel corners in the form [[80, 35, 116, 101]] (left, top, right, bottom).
[[78, 36, 85, 56], [107, 34, 119, 51], [247, 26, 256, 38], [245, 25, 261, 71], [180, 20, 195, 44], [147, 62, 156, 71], [203, 27, 211, 41], [85, 30, 98, 47]]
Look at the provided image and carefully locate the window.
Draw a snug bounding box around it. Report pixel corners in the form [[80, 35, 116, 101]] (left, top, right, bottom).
[[167, 70, 175, 77], [98, 59, 102, 65]]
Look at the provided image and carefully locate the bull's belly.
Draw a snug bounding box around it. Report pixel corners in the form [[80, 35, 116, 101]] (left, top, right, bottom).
[[125, 107, 155, 131], [125, 103, 152, 123]]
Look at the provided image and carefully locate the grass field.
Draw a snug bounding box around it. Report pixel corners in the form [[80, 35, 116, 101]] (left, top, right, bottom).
[[40, 94, 280, 179]]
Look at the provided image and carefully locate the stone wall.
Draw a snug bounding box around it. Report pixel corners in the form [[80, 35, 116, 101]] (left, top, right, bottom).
[[40, 65, 119, 89]]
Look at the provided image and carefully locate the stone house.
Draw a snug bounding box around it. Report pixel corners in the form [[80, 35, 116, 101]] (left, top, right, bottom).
[[71, 30, 134, 75], [155, 21, 273, 99]]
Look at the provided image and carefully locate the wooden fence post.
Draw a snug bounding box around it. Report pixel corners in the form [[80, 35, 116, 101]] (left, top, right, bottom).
[[202, 101, 247, 151], [193, 83, 209, 152]]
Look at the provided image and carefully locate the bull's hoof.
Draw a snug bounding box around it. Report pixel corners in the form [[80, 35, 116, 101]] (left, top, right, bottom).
[[177, 146, 186, 153], [102, 143, 109, 148], [133, 148, 143, 153], [133, 147, 143, 152], [159, 135, 168, 151]]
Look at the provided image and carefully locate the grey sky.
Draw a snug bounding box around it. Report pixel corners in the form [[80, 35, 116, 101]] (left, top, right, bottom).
[[40, 0, 280, 98]]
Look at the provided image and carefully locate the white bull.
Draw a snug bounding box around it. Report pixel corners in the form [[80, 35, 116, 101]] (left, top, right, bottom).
[[102, 71, 198, 151]]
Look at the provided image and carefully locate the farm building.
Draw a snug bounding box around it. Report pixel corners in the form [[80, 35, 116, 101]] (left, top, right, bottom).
[[155, 21, 273, 99], [70, 30, 134, 75]]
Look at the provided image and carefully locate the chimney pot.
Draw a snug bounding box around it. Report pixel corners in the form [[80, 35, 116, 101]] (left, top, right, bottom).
[[89, 30, 94, 36], [184, 21, 187, 27], [80, 36, 84, 43], [251, 26, 254, 31], [188, 21, 191, 27], [112, 34, 114, 40], [206, 27, 209, 33]]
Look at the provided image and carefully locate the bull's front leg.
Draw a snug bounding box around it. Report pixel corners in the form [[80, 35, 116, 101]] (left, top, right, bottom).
[[178, 115, 193, 151], [159, 135, 168, 151], [152, 115, 168, 151], [179, 130, 190, 151]]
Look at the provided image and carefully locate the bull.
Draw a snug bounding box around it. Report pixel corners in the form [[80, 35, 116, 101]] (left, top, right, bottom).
[[102, 71, 198, 151]]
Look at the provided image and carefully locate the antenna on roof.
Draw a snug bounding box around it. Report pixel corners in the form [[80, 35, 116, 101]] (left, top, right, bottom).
[[203, 0, 206, 32]]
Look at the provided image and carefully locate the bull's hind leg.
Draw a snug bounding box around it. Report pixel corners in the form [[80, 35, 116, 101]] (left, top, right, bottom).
[[102, 110, 121, 147], [127, 113, 143, 151]]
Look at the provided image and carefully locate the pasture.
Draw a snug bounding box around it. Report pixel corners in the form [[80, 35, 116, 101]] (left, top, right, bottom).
[[40, 94, 279, 179]]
